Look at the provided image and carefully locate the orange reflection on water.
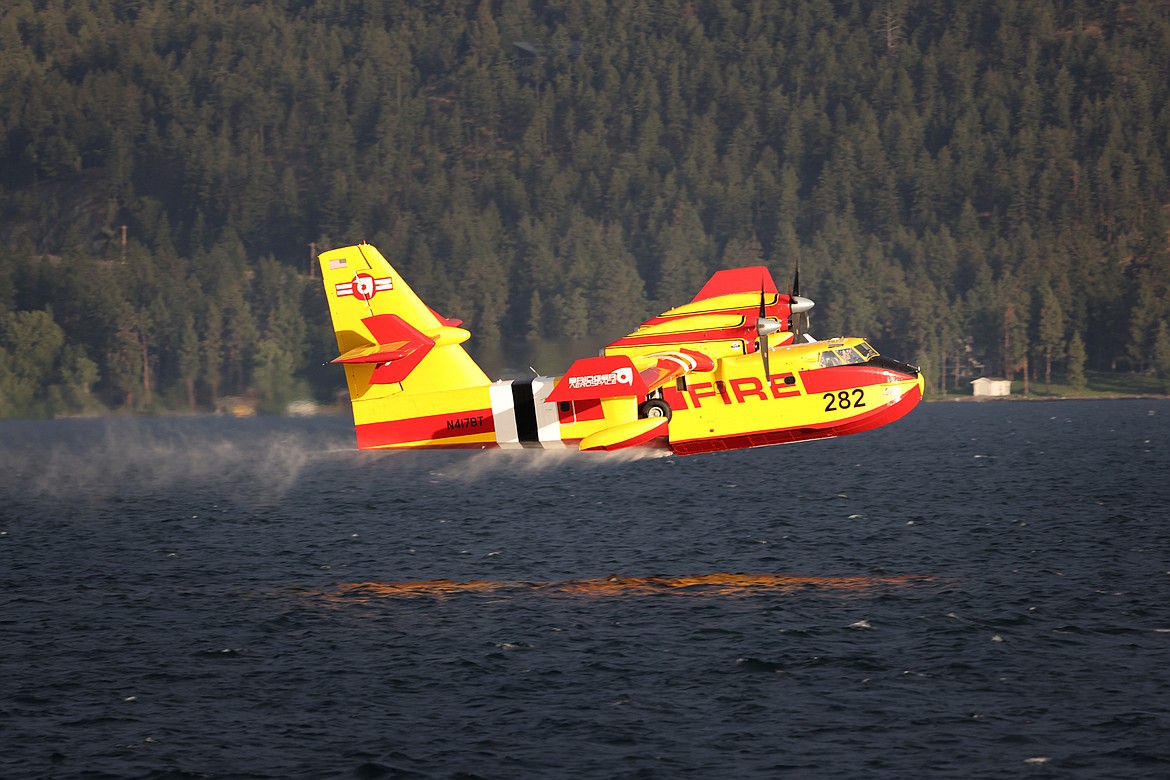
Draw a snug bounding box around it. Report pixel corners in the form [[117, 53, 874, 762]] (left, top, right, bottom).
[[327, 572, 935, 602]]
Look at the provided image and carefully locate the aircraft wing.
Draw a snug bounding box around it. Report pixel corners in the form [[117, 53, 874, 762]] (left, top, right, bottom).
[[607, 264, 807, 369], [613, 266, 784, 343], [689, 265, 778, 302], [631, 350, 716, 393]]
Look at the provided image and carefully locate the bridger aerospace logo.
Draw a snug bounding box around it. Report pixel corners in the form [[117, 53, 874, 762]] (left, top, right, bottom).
[[567, 367, 634, 389]]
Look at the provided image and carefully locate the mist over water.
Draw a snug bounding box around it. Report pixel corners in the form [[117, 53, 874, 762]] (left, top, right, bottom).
[[0, 416, 358, 506], [2, 401, 1169, 779]]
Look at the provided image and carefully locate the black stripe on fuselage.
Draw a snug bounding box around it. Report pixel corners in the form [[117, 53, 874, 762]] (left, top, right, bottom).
[[510, 379, 541, 447]]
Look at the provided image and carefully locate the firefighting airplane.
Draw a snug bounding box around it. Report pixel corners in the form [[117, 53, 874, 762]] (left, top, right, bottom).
[[319, 243, 923, 455]]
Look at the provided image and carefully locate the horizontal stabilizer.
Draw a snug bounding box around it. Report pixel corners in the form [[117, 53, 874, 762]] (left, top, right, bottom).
[[428, 307, 463, 328], [579, 417, 669, 451], [363, 313, 426, 345], [332, 341, 427, 364], [330, 313, 435, 385]]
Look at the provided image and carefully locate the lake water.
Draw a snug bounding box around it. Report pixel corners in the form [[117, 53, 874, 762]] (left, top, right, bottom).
[[2, 400, 1168, 779]]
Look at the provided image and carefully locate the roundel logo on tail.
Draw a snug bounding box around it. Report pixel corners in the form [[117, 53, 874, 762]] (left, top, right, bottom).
[[335, 273, 393, 300]]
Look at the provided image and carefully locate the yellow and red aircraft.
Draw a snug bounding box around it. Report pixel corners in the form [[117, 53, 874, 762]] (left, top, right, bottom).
[[319, 243, 923, 455]]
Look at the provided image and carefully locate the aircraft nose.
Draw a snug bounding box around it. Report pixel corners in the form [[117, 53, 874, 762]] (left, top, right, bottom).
[[869, 355, 920, 377]]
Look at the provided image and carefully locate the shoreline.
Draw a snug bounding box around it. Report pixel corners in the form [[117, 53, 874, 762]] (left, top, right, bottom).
[[927, 393, 1169, 402]]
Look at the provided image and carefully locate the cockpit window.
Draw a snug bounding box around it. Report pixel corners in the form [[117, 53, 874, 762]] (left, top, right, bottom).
[[820, 347, 867, 367], [856, 342, 877, 360], [836, 347, 865, 365]]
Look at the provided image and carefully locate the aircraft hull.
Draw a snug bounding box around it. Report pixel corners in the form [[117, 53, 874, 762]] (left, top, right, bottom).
[[666, 372, 923, 455], [346, 367, 923, 455]]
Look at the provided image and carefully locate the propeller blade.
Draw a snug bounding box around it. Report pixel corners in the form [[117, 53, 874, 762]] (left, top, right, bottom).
[[788, 262, 799, 339], [758, 281, 770, 379], [755, 311, 782, 381], [788, 260, 813, 339]]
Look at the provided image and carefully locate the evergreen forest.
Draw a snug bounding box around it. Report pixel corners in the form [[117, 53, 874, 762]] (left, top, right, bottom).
[[2, 0, 1170, 417]]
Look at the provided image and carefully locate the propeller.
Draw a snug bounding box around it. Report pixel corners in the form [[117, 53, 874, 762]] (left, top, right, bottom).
[[788, 259, 815, 342], [756, 283, 783, 380]]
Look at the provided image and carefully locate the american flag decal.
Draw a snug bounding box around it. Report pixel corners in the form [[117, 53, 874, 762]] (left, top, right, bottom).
[[335, 273, 393, 300]]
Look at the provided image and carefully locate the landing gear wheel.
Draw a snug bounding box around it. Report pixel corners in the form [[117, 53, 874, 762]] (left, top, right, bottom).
[[638, 399, 672, 421]]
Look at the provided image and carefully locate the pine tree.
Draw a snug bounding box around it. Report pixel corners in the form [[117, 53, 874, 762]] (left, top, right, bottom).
[[1066, 330, 1087, 390], [1154, 321, 1170, 394], [177, 313, 201, 412], [1036, 283, 1064, 387]]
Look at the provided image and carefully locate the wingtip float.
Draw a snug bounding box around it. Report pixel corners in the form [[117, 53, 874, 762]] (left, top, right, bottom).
[[319, 243, 923, 456]]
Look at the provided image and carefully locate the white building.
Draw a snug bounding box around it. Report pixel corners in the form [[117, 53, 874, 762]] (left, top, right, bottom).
[[971, 377, 1012, 397]]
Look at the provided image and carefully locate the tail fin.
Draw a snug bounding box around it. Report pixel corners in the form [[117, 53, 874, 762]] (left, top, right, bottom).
[[318, 244, 490, 400]]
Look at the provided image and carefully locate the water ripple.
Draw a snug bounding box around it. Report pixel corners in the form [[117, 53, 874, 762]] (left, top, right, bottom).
[[2, 401, 1169, 779]]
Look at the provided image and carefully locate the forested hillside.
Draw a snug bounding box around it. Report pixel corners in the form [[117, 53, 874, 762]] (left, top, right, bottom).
[[2, 0, 1169, 416]]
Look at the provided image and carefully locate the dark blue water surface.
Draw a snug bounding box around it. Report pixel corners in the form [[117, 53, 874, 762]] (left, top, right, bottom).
[[2, 400, 1169, 779]]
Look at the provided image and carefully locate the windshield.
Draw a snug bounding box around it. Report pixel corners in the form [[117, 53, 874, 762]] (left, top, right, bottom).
[[856, 341, 877, 359], [836, 347, 865, 365], [819, 346, 867, 367]]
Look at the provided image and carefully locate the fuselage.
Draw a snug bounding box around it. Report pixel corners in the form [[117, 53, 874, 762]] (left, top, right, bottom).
[[348, 337, 923, 455]]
